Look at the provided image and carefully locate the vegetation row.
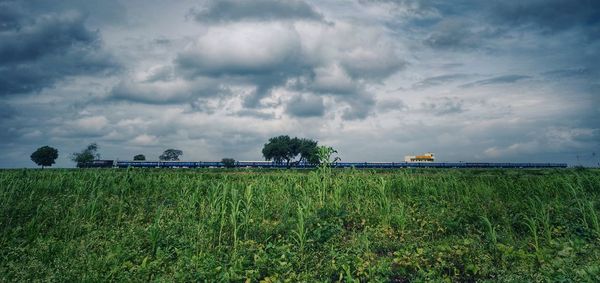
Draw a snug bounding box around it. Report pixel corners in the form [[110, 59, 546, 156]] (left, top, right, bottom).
[[1, 168, 599, 281]]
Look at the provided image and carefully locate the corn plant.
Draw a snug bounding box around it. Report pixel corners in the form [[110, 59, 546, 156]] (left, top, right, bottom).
[[1, 168, 599, 282]]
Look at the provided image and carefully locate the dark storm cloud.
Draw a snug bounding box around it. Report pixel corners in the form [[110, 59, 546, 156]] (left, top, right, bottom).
[[340, 93, 376, 120], [489, 0, 600, 34], [0, 2, 119, 96], [0, 2, 22, 31], [13, 0, 128, 26], [0, 102, 16, 119], [109, 79, 228, 105], [374, 0, 600, 30], [376, 0, 600, 51], [189, 0, 323, 23], [286, 94, 325, 118], [461, 75, 531, 88]]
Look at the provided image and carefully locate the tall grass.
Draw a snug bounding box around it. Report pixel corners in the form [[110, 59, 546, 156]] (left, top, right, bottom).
[[0, 168, 599, 281]]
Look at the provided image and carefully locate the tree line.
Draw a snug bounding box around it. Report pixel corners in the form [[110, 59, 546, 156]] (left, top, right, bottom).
[[29, 135, 337, 168]]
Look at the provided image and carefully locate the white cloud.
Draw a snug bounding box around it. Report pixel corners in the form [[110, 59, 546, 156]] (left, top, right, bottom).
[[176, 22, 303, 77], [74, 116, 108, 131], [131, 134, 158, 145]]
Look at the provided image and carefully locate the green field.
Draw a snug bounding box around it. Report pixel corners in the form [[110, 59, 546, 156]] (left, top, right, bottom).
[[1, 168, 599, 281]]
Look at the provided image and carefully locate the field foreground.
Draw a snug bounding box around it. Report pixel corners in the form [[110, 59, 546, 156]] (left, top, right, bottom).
[[1, 168, 599, 281]]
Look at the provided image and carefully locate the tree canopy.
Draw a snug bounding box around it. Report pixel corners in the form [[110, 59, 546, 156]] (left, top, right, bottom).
[[71, 143, 100, 167], [221, 158, 236, 168], [30, 146, 59, 168], [133, 154, 146, 161], [159, 149, 183, 161], [262, 135, 321, 166]]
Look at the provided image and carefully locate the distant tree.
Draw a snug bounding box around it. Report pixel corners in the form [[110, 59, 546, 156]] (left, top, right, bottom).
[[262, 135, 295, 166], [72, 143, 100, 167], [133, 154, 146, 161], [159, 149, 183, 161], [262, 135, 319, 167], [297, 138, 319, 165], [30, 146, 59, 168], [221, 158, 236, 168]]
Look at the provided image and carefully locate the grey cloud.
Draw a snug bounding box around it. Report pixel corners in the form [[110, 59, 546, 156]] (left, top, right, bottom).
[[110, 78, 228, 105], [341, 52, 406, 81], [186, 128, 270, 160], [0, 3, 119, 96], [14, 0, 128, 26], [461, 75, 531, 88], [144, 66, 175, 83], [377, 99, 407, 113], [489, 0, 600, 34], [153, 37, 171, 45], [421, 97, 465, 116], [190, 0, 323, 23], [0, 102, 16, 119], [483, 127, 600, 161], [377, 0, 600, 53], [541, 68, 591, 79], [412, 73, 470, 89], [189, 98, 221, 114], [0, 2, 23, 31], [423, 19, 484, 50], [173, 21, 401, 117], [211, 133, 268, 159], [3, 0, 598, 168], [286, 94, 325, 118], [340, 93, 376, 120], [375, 0, 599, 33], [234, 109, 276, 120], [110, 81, 189, 104]]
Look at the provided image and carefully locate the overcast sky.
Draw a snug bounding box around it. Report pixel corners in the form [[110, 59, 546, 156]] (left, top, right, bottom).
[[1, 0, 599, 167]]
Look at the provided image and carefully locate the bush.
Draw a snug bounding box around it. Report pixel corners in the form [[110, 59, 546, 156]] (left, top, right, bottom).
[[221, 158, 236, 168]]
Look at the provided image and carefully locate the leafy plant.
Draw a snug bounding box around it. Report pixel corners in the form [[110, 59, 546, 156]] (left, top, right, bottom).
[[1, 168, 599, 281]]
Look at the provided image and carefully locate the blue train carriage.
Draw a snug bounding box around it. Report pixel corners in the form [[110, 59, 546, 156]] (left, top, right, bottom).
[[238, 161, 286, 168], [159, 161, 196, 168], [116, 161, 160, 168], [112, 160, 568, 169], [198, 162, 222, 168]]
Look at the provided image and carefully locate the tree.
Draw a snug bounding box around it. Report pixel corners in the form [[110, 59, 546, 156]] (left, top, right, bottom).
[[262, 135, 295, 166], [262, 135, 319, 167], [133, 154, 146, 161], [72, 143, 100, 167], [30, 146, 58, 168], [297, 138, 319, 165], [221, 158, 236, 168], [159, 149, 183, 161]]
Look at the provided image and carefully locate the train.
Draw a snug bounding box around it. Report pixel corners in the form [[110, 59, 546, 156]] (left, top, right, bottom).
[[78, 160, 568, 169]]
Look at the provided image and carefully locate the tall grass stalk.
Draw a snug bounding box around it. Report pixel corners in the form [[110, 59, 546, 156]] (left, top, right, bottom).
[[481, 216, 498, 246], [292, 202, 307, 253]]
